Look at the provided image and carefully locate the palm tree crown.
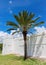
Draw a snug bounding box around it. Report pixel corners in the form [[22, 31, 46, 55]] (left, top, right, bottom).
[[6, 10, 44, 33]]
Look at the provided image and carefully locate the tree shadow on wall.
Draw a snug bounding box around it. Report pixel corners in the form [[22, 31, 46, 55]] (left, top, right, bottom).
[[28, 32, 45, 58], [35, 32, 44, 57], [27, 34, 37, 57]]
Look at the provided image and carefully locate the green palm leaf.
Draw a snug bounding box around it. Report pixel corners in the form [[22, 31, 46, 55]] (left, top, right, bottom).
[[12, 32, 16, 35], [12, 30, 20, 35], [34, 21, 44, 26], [7, 28, 16, 31], [14, 15, 24, 26], [14, 15, 20, 23], [30, 17, 40, 23], [27, 13, 35, 22], [6, 21, 19, 28], [34, 17, 40, 22]]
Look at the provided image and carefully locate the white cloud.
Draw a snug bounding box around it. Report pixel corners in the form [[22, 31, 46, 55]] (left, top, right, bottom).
[[10, 29, 23, 38], [34, 26, 46, 34], [0, 31, 9, 37], [10, 28, 20, 35], [0, 31, 10, 43]]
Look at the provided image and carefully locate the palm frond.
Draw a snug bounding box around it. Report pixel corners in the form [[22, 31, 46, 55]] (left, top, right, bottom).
[[6, 21, 19, 28], [12, 30, 20, 35], [7, 28, 16, 31], [14, 14, 24, 26], [27, 13, 35, 21], [14, 15, 20, 22], [24, 13, 35, 26], [12, 32, 16, 35], [19, 11, 28, 26], [27, 17, 40, 24], [34, 21, 44, 26], [34, 17, 40, 22], [23, 10, 28, 20]]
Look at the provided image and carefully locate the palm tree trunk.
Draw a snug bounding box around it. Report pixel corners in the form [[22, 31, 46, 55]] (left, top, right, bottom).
[[22, 31, 27, 60]]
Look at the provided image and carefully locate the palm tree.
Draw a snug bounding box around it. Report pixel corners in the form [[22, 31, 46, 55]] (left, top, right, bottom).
[[6, 10, 44, 60]]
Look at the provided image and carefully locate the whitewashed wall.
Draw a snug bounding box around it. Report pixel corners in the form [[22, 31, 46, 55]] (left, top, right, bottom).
[[2, 36, 15, 55], [27, 33, 46, 58], [2, 36, 24, 56], [2, 33, 46, 58]]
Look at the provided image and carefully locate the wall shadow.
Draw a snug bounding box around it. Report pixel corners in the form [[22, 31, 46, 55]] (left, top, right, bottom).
[[27, 32, 45, 58]]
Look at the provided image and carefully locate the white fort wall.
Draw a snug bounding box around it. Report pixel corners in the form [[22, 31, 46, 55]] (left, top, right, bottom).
[[2, 36, 24, 56], [2, 33, 46, 58], [27, 33, 46, 58]]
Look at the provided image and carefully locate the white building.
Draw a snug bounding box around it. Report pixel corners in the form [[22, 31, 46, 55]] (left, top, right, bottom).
[[1, 26, 46, 58]]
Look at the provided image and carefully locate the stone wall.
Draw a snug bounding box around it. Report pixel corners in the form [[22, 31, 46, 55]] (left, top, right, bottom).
[[2, 33, 46, 58]]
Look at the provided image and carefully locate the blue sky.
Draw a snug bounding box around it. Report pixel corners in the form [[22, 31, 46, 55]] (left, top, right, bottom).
[[0, 0, 46, 32]]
